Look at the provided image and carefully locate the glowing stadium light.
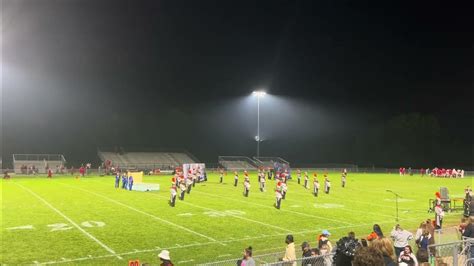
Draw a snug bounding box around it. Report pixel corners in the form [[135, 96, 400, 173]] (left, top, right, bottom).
[[252, 90, 266, 97]]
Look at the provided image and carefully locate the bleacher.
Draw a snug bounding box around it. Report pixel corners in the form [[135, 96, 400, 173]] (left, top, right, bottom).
[[218, 156, 257, 170], [13, 154, 66, 174], [98, 150, 197, 170], [253, 156, 290, 168]]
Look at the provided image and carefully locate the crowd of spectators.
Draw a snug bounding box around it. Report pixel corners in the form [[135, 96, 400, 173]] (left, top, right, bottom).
[[230, 216, 474, 266]]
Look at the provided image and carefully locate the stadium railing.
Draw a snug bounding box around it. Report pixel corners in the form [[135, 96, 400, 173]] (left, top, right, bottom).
[[427, 237, 473, 266]]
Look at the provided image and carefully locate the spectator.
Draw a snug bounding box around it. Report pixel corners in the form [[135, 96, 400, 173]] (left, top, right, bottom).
[[240, 246, 255, 266], [462, 216, 474, 262], [367, 224, 384, 241], [424, 219, 436, 253], [158, 250, 173, 266], [318, 230, 333, 252], [459, 217, 469, 235], [301, 242, 318, 266], [372, 237, 397, 266], [301, 241, 312, 257], [416, 230, 431, 251], [352, 246, 384, 266], [414, 222, 427, 243], [416, 248, 428, 264], [333, 231, 360, 266], [463, 216, 474, 238], [390, 224, 413, 256], [319, 244, 333, 266], [398, 245, 418, 266], [282, 235, 296, 266]]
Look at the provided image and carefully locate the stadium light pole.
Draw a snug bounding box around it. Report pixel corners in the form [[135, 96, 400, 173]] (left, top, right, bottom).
[[386, 190, 400, 222], [252, 90, 266, 158]]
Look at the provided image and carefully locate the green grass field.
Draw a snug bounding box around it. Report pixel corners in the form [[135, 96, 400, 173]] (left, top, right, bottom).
[[1, 172, 471, 265]]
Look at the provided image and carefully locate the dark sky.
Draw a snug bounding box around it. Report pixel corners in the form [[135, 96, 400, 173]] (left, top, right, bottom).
[[1, 0, 473, 168]]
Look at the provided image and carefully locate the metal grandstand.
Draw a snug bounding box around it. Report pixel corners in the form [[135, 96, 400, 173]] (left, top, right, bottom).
[[218, 156, 258, 170], [253, 156, 290, 167], [13, 154, 67, 174], [97, 148, 199, 170]]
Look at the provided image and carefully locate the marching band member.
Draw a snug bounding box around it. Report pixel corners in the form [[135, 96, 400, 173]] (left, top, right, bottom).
[[304, 172, 309, 189], [275, 181, 283, 209], [234, 171, 239, 187], [260, 173, 266, 192], [192, 168, 197, 187], [179, 180, 186, 200], [219, 168, 224, 183], [297, 168, 301, 184], [281, 177, 288, 199], [243, 176, 250, 197], [324, 175, 331, 194], [341, 172, 346, 188], [115, 172, 120, 188], [170, 178, 177, 207], [186, 176, 193, 194], [313, 177, 320, 197]]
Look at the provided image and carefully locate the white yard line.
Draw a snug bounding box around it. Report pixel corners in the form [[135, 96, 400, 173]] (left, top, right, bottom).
[[14, 182, 122, 260], [177, 259, 194, 264], [59, 183, 225, 246]]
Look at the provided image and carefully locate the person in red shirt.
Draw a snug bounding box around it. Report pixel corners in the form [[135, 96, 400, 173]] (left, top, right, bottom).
[[79, 166, 85, 177], [47, 168, 53, 178], [420, 168, 424, 177]]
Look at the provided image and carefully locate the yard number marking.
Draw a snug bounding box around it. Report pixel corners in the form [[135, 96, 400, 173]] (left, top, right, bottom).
[[48, 223, 73, 231]]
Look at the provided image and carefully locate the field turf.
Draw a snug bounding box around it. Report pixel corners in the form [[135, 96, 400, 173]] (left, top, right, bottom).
[[1, 172, 471, 265]]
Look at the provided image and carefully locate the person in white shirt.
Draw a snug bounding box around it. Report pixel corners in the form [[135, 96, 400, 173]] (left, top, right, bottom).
[[391, 224, 414, 256], [243, 177, 250, 197], [313, 178, 320, 197], [304, 172, 309, 189], [169, 182, 177, 207], [324, 176, 331, 194], [275, 182, 283, 209], [434, 203, 445, 229], [179, 181, 186, 200], [260, 174, 266, 192]]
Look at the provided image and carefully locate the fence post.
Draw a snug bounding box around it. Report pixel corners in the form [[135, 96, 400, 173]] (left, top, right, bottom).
[[453, 243, 458, 266]]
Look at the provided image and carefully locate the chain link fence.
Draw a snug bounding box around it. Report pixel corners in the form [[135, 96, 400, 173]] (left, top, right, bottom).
[[196, 251, 336, 266], [428, 237, 473, 266]]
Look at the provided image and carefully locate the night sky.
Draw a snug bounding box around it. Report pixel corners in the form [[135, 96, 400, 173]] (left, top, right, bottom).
[[1, 0, 473, 168]]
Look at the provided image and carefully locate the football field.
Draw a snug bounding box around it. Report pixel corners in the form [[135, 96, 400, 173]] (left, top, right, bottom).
[[1, 172, 471, 265]]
